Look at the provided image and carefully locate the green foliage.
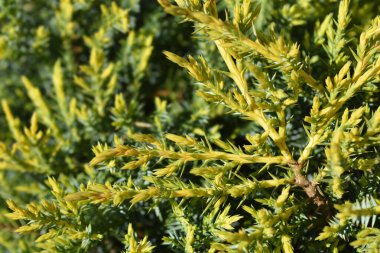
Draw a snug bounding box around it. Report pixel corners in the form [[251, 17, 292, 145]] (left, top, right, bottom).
[[0, 0, 379, 252]]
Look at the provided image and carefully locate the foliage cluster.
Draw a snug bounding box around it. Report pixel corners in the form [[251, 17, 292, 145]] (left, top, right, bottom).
[[0, 0, 379, 252]]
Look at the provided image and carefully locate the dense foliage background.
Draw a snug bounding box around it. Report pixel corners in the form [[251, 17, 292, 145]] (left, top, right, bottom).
[[0, 0, 379, 252]]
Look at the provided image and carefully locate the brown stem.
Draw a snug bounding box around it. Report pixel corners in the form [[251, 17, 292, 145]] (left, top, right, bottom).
[[289, 161, 328, 206]]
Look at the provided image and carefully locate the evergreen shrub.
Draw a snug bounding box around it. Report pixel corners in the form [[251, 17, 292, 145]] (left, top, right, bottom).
[[0, 0, 379, 252]]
